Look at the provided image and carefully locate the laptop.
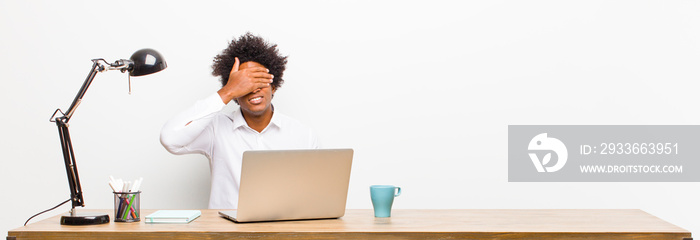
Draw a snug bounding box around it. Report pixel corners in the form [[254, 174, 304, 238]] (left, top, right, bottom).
[[219, 148, 353, 223]]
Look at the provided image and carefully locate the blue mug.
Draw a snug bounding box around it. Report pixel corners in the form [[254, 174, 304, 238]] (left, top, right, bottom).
[[370, 185, 401, 217]]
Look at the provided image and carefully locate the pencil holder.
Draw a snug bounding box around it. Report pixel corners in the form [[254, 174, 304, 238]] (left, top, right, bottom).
[[113, 191, 141, 222]]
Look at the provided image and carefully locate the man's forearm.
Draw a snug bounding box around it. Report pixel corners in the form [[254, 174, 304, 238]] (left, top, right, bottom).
[[160, 93, 224, 155]]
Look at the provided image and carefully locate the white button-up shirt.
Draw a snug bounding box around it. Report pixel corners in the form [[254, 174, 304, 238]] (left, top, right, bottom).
[[160, 93, 319, 209]]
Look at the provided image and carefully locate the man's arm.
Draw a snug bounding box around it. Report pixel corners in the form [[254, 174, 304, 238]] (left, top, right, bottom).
[[159, 93, 223, 156], [160, 57, 274, 156]]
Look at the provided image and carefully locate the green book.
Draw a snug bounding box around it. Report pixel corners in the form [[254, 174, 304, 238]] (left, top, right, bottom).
[[145, 210, 201, 224]]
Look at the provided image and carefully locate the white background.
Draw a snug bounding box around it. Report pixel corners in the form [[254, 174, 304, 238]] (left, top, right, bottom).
[[2, 0, 699, 236]]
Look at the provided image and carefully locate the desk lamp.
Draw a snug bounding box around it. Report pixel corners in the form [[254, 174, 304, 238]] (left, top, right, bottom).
[[48, 49, 166, 225]]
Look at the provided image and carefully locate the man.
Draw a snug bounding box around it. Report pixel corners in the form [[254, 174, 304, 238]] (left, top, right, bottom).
[[160, 33, 319, 209]]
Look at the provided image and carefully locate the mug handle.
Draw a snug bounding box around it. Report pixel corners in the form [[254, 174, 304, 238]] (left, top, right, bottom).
[[394, 187, 401, 197]]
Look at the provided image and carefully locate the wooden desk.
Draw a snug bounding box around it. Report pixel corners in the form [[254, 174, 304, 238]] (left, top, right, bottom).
[[7, 209, 692, 240]]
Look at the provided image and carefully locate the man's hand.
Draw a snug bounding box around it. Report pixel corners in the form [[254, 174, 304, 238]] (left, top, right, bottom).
[[218, 57, 274, 103]]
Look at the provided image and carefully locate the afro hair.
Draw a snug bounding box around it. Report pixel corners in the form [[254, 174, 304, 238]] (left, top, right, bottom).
[[212, 32, 287, 89]]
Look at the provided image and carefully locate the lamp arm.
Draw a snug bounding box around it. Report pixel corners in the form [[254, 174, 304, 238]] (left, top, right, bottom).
[[50, 58, 133, 123], [55, 118, 83, 209], [49, 60, 105, 210], [61, 60, 108, 121]]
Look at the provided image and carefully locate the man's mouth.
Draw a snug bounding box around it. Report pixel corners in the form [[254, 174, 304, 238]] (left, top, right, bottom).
[[248, 96, 263, 104]]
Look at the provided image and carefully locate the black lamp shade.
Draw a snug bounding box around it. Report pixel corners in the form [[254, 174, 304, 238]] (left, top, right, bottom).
[[129, 48, 167, 76]]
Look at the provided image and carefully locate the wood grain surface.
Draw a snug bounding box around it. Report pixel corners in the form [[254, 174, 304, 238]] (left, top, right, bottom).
[[7, 209, 692, 240]]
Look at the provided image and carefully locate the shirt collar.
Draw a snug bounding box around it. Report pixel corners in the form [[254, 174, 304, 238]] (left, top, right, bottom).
[[226, 105, 282, 132]]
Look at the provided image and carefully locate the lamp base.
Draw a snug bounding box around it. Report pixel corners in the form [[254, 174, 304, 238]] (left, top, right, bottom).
[[60, 212, 110, 225]]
